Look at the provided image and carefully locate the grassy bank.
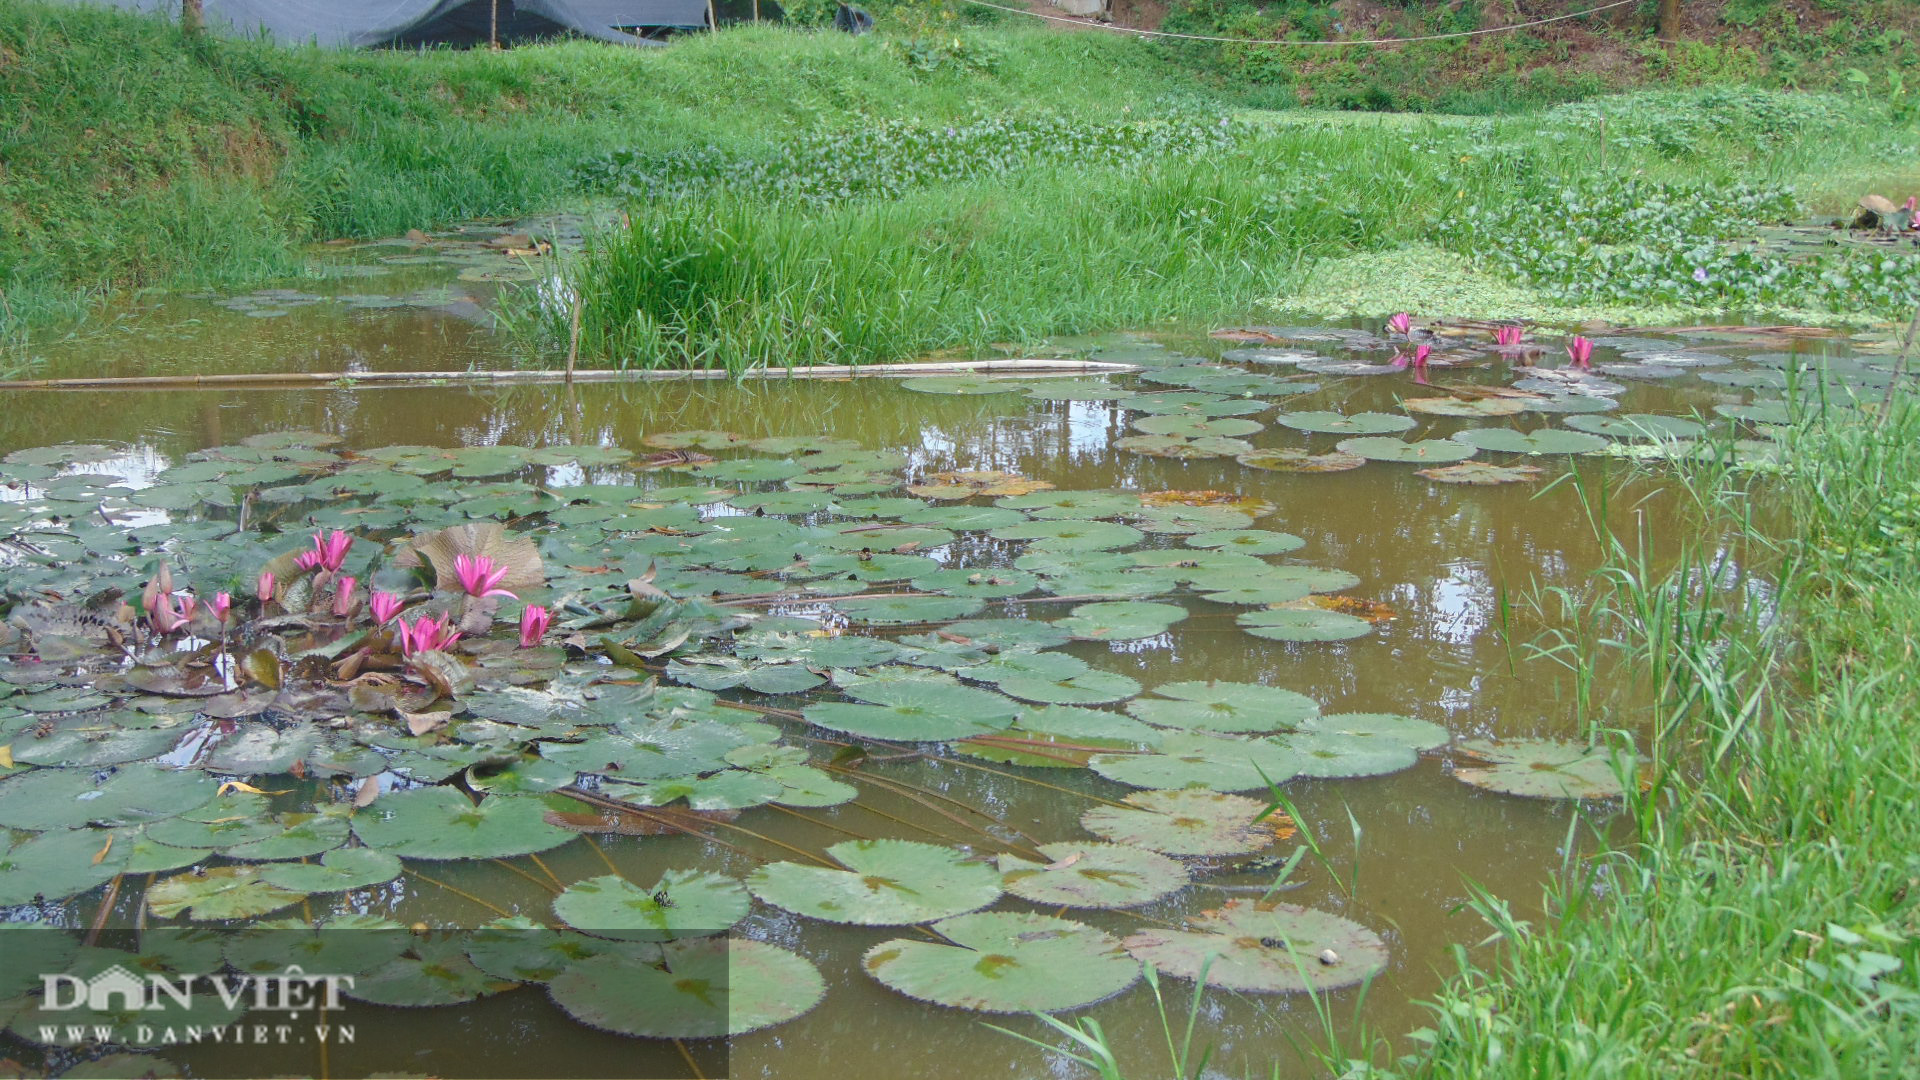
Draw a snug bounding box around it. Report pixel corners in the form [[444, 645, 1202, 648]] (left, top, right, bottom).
[[1386, 400, 1920, 1077], [0, 1, 1198, 347], [551, 87, 1920, 369]]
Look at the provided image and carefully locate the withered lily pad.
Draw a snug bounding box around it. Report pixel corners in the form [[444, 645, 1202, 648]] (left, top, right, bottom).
[[1080, 789, 1284, 857], [998, 841, 1187, 908], [1122, 900, 1389, 993], [1452, 737, 1629, 799]]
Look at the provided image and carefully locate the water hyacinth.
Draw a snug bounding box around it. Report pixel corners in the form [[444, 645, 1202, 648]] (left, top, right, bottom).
[[519, 605, 551, 648], [454, 554, 517, 600], [397, 613, 461, 656]]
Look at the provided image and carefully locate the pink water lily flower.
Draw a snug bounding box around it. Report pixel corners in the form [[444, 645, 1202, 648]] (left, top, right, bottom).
[[146, 592, 187, 634], [1566, 335, 1595, 371], [293, 550, 324, 573], [1387, 312, 1412, 338], [255, 571, 276, 603], [1392, 343, 1433, 385], [518, 605, 551, 649], [397, 613, 462, 656], [370, 591, 405, 626], [332, 576, 358, 618], [301, 530, 353, 573], [211, 592, 233, 623], [1495, 324, 1524, 347], [454, 554, 518, 600], [174, 594, 199, 623]]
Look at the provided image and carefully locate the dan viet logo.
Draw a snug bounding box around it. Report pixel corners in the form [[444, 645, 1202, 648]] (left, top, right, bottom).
[[36, 965, 356, 1047]]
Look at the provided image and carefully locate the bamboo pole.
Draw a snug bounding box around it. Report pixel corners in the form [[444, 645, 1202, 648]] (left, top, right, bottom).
[[0, 358, 1142, 392]]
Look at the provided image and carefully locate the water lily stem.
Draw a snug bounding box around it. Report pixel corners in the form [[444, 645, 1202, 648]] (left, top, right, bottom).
[[491, 857, 562, 895], [402, 867, 514, 918]]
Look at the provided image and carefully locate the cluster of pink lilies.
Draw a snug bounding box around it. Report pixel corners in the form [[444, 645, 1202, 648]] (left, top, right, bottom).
[[1385, 312, 1595, 383], [143, 530, 551, 657]]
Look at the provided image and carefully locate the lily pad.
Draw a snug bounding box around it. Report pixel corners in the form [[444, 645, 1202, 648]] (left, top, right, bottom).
[[553, 870, 749, 940], [748, 838, 1002, 925], [1275, 411, 1415, 435], [547, 938, 824, 1037], [1127, 681, 1318, 733], [804, 682, 1019, 741], [1235, 449, 1367, 473], [1184, 529, 1304, 555], [1415, 462, 1546, 485], [1122, 900, 1389, 993], [1237, 608, 1372, 642], [0, 764, 217, 830], [1304, 712, 1448, 751], [1452, 737, 1629, 799], [1089, 732, 1301, 791], [255, 847, 403, 893], [1080, 789, 1283, 857], [1450, 428, 1609, 455], [998, 842, 1187, 909], [1334, 437, 1477, 464], [1279, 732, 1419, 779], [1563, 414, 1707, 440], [0, 827, 132, 905], [902, 377, 1028, 395], [349, 787, 574, 860], [1055, 600, 1187, 641], [864, 911, 1138, 1012], [1400, 396, 1527, 418], [990, 519, 1145, 551], [147, 865, 306, 921], [832, 595, 985, 625]]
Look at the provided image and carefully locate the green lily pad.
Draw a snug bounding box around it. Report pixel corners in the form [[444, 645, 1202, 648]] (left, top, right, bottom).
[[1400, 396, 1528, 418], [547, 938, 824, 1037], [1452, 737, 1629, 799], [748, 839, 1002, 925], [990, 519, 1145, 551], [1279, 732, 1419, 779], [349, 788, 574, 860], [1055, 600, 1187, 641], [0, 764, 217, 830], [1132, 415, 1265, 439], [833, 595, 985, 625], [911, 568, 1039, 599], [864, 911, 1139, 1012], [147, 865, 306, 921], [803, 681, 1019, 741], [996, 491, 1140, 519], [0, 827, 132, 905], [735, 631, 901, 668], [346, 935, 506, 1007], [1304, 712, 1448, 751], [1127, 681, 1319, 733], [902, 376, 1029, 395], [1089, 732, 1300, 792], [1116, 435, 1254, 459], [1122, 899, 1389, 993], [1080, 789, 1282, 857], [1235, 449, 1368, 473], [950, 705, 1161, 767], [11, 718, 186, 767], [255, 847, 403, 893], [553, 870, 749, 940], [666, 657, 825, 695], [1563, 414, 1707, 440], [1275, 411, 1415, 435], [999, 842, 1188, 909], [1185, 529, 1304, 556], [604, 769, 786, 811], [1334, 437, 1478, 464], [1451, 428, 1610, 455], [1237, 608, 1372, 642]]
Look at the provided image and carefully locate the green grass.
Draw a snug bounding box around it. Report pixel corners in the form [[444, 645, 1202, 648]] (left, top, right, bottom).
[[1393, 394, 1920, 1078]]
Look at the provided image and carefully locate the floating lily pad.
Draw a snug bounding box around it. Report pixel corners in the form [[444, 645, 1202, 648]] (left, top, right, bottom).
[[1280, 731, 1419, 778], [951, 705, 1161, 767], [1275, 411, 1415, 435], [255, 847, 403, 894], [748, 839, 1001, 925], [147, 865, 306, 921], [1304, 712, 1448, 751], [1235, 449, 1367, 473], [1132, 415, 1265, 439], [1080, 789, 1282, 857], [0, 764, 217, 830], [1714, 402, 1792, 424], [1122, 900, 1389, 993], [1400, 396, 1527, 418], [553, 870, 749, 940], [1116, 435, 1253, 459], [864, 911, 1138, 1012], [803, 682, 1019, 741], [991, 519, 1145, 551], [1450, 428, 1609, 455], [1237, 608, 1372, 642], [1089, 732, 1300, 791], [1127, 681, 1318, 733], [1334, 437, 1477, 464], [1563, 414, 1707, 440], [1416, 462, 1546, 484], [1452, 737, 1629, 799], [0, 827, 131, 905], [1054, 600, 1187, 641], [999, 842, 1187, 909], [548, 938, 824, 1037], [666, 657, 825, 695], [1185, 529, 1304, 555], [902, 377, 1028, 395], [349, 787, 574, 860], [832, 595, 985, 625]]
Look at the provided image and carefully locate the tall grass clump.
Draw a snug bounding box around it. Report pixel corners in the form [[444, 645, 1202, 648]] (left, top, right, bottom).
[[1397, 401, 1920, 1078], [552, 156, 1387, 369]]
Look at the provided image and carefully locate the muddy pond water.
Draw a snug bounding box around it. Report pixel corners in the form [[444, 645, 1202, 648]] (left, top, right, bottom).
[[0, 232, 1864, 1080]]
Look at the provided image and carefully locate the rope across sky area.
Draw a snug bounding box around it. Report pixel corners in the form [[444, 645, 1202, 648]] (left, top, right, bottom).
[[956, 0, 1642, 47]]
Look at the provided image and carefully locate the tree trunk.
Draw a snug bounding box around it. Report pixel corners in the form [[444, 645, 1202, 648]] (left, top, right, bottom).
[[1658, 0, 1680, 40], [182, 0, 203, 34]]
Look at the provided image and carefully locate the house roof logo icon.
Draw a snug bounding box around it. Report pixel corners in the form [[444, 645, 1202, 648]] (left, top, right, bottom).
[[85, 966, 149, 1011]]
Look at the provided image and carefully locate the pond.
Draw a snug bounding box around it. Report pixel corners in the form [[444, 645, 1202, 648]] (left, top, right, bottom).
[[0, 227, 1883, 1080]]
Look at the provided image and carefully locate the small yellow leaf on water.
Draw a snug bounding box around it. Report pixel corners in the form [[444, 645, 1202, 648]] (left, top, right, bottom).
[[91, 834, 114, 866], [1043, 851, 1084, 871], [217, 781, 291, 797], [354, 776, 381, 808], [0, 744, 12, 770]]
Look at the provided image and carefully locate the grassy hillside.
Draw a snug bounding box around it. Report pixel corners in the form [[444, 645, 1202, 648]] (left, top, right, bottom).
[[0, 2, 1199, 343]]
